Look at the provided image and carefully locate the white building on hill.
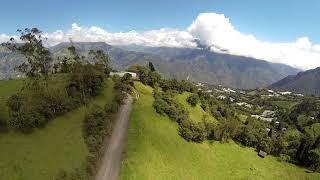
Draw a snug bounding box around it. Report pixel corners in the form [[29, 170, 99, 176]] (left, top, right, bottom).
[[109, 72, 137, 78]]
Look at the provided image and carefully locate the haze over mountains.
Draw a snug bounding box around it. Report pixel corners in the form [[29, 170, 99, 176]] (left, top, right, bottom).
[[0, 42, 299, 89]]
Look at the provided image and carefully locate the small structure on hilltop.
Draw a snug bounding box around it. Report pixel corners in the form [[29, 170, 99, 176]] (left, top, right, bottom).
[[258, 150, 267, 158], [109, 72, 137, 79]]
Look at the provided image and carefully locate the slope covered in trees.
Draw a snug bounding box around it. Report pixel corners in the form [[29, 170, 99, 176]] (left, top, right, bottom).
[[270, 67, 320, 96]]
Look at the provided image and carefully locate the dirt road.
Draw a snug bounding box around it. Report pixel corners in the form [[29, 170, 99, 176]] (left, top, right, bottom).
[[95, 95, 133, 180]]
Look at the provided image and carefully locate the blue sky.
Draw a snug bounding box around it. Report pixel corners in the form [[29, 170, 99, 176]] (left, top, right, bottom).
[[1, 0, 320, 69], [1, 0, 320, 43]]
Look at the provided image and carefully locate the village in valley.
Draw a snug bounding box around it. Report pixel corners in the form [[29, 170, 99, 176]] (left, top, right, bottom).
[[194, 81, 319, 157]]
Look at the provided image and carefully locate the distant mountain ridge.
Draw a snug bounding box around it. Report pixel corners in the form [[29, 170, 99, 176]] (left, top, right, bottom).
[[270, 67, 320, 96], [120, 45, 300, 89], [0, 42, 300, 89]]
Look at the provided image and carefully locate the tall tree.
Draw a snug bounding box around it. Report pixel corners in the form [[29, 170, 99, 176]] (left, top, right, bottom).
[[148, 61, 156, 72], [1, 28, 52, 79], [89, 49, 111, 74]]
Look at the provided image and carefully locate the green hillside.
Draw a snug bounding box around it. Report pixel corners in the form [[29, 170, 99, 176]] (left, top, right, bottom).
[[0, 79, 24, 122], [173, 92, 216, 123], [120, 82, 320, 180], [0, 79, 114, 180]]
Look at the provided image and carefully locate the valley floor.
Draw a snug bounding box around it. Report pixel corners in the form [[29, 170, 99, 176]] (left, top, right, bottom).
[[120, 82, 320, 180]]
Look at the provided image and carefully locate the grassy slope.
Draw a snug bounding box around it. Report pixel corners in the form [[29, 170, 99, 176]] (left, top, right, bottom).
[[173, 92, 216, 123], [0, 78, 114, 180], [0, 79, 24, 121], [120, 82, 320, 180]]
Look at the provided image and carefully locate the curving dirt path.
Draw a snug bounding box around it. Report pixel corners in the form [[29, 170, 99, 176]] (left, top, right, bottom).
[[95, 95, 133, 180]]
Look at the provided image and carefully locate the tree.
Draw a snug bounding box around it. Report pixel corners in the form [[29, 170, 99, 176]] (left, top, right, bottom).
[[308, 148, 320, 172], [127, 64, 160, 87], [187, 93, 199, 106], [2, 28, 52, 79], [58, 57, 71, 73], [148, 61, 156, 72], [121, 73, 134, 86], [179, 120, 208, 142], [89, 49, 111, 75], [214, 118, 242, 142]]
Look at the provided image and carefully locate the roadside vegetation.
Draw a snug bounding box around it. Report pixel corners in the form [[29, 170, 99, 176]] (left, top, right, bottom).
[[56, 76, 132, 179]]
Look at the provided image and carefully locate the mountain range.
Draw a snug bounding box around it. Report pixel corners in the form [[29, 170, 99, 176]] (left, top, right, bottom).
[[270, 67, 320, 96], [0, 42, 300, 89]]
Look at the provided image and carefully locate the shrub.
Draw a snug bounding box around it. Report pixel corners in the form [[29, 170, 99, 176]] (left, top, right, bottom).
[[187, 94, 199, 106], [83, 105, 108, 153], [179, 120, 208, 142], [153, 90, 189, 123], [214, 118, 242, 142], [308, 148, 320, 172]]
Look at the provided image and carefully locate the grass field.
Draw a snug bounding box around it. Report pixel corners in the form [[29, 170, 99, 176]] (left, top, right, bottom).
[[0, 79, 24, 122], [173, 92, 216, 123], [0, 74, 70, 122], [0, 78, 114, 180], [120, 82, 320, 180]]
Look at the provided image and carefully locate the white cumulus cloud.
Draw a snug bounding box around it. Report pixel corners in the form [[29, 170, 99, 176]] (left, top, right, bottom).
[[1, 12, 320, 70], [187, 13, 320, 70], [43, 23, 196, 48]]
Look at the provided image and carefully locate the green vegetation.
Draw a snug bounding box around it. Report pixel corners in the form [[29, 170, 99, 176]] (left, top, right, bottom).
[[272, 100, 298, 110], [174, 92, 216, 123], [120, 82, 319, 180], [1, 28, 110, 132], [57, 76, 132, 179], [0, 79, 114, 180], [0, 28, 126, 179], [0, 79, 23, 125]]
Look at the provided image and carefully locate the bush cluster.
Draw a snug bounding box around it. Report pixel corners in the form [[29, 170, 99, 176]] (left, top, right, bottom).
[[7, 64, 106, 132], [153, 90, 215, 143], [159, 79, 196, 94], [186, 93, 199, 106], [153, 90, 188, 123], [179, 120, 208, 142]]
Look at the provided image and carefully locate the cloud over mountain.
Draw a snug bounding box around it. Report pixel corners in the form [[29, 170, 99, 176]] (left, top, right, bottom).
[[43, 23, 196, 48], [1, 12, 320, 70]]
